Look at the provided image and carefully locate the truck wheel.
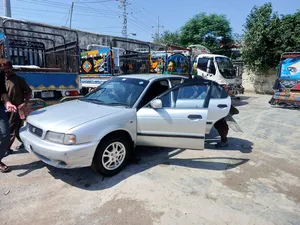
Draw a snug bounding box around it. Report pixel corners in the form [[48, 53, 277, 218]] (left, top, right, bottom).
[[92, 136, 130, 176]]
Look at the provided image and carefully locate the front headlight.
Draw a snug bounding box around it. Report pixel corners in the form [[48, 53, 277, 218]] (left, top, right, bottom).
[[45, 131, 76, 145]]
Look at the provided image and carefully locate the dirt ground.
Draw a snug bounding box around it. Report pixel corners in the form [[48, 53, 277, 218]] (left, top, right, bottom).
[[1, 94, 299, 225]]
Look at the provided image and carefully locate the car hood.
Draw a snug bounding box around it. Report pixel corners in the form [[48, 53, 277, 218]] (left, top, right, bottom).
[[27, 100, 124, 132]]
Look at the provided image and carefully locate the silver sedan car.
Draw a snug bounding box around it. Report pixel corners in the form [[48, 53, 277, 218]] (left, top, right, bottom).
[[20, 74, 231, 176]]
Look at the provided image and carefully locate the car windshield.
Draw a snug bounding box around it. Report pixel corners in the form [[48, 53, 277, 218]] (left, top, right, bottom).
[[215, 57, 236, 78], [81, 77, 149, 108]]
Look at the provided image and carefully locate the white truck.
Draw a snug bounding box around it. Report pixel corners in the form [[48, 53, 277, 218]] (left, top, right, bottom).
[[189, 45, 244, 95]]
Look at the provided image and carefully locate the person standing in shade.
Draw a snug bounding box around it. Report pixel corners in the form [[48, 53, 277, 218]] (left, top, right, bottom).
[[4, 61, 32, 153], [0, 66, 17, 173]]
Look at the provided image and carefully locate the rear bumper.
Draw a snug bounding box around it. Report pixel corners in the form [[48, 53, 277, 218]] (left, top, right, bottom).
[[269, 91, 300, 106], [20, 127, 98, 169], [228, 85, 244, 95]]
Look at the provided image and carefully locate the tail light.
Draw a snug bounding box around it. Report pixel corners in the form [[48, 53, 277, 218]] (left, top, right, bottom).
[[65, 90, 79, 96]]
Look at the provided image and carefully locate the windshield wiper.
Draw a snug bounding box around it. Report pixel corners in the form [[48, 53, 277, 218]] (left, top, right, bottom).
[[107, 102, 129, 108], [80, 99, 104, 104]]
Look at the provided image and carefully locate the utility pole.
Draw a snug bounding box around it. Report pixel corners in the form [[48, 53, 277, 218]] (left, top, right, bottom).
[[69, 1, 74, 29], [157, 16, 161, 37], [120, 0, 128, 38], [4, 0, 12, 17], [152, 16, 164, 39]]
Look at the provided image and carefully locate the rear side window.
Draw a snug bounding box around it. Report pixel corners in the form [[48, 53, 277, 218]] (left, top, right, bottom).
[[158, 84, 210, 109], [211, 84, 228, 98], [177, 85, 209, 99]]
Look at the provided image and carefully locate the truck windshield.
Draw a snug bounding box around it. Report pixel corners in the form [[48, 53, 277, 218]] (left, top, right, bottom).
[[81, 77, 149, 108], [215, 57, 236, 79]]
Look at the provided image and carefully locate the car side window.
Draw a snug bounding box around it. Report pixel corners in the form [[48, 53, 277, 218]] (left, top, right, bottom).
[[158, 84, 210, 108], [170, 78, 184, 87], [210, 84, 228, 99], [197, 58, 209, 71], [138, 79, 170, 109]]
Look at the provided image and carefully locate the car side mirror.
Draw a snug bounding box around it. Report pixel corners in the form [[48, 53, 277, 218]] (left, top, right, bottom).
[[150, 99, 162, 109]]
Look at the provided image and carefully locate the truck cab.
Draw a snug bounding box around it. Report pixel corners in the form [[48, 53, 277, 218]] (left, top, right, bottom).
[[195, 54, 244, 95]]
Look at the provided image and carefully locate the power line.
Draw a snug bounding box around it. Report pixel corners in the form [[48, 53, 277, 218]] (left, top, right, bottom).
[[11, 0, 155, 39], [9, 6, 120, 18], [64, 8, 71, 27], [129, 13, 153, 32], [128, 19, 152, 35], [16, 0, 120, 15], [75, 0, 116, 3], [128, 5, 153, 26]]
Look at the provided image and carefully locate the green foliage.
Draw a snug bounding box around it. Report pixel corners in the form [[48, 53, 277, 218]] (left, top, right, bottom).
[[243, 2, 300, 73], [152, 13, 234, 56], [180, 13, 233, 56], [153, 30, 181, 46]]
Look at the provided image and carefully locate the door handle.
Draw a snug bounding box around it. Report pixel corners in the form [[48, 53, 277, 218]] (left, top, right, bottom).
[[188, 115, 202, 119], [217, 104, 228, 108]]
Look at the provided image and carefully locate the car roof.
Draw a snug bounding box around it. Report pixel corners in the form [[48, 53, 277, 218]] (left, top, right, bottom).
[[117, 74, 187, 81], [197, 54, 227, 58]]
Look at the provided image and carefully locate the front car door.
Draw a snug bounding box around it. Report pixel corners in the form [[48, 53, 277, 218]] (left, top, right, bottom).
[[136, 80, 212, 150]]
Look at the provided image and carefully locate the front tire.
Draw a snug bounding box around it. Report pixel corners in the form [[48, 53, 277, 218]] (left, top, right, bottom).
[[92, 136, 130, 176]]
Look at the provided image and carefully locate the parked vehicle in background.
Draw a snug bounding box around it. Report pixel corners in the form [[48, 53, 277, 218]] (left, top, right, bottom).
[[0, 19, 81, 103], [192, 51, 244, 96], [269, 52, 300, 107], [150, 44, 192, 77], [20, 74, 231, 176], [134, 48, 149, 53], [79, 39, 151, 94]]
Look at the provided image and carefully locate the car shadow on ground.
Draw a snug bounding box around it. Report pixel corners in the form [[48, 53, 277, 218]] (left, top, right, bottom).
[[44, 137, 251, 191], [232, 97, 249, 107], [9, 160, 46, 177]]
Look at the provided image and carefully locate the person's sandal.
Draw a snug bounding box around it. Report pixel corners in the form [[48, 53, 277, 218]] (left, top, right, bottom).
[[4, 149, 13, 157], [0, 166, 11, 173]]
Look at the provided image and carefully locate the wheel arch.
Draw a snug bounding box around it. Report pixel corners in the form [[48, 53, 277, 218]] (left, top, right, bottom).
[[95, 129, 135, 155]]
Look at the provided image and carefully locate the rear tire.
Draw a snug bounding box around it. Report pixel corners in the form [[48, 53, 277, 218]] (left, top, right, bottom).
[[92, 136, 130, 176]]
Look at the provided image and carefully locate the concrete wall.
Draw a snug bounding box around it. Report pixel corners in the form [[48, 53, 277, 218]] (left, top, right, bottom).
[[242, 68, 276, 94], [0, 17, 164, 51]]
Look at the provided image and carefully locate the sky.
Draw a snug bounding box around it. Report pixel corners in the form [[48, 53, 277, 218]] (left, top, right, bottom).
[[0, 0, 299, 43]]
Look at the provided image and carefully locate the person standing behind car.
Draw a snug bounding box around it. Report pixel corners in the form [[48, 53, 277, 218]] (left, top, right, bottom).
[[0, 66, 17, 173], [4, 61, 32, 152]]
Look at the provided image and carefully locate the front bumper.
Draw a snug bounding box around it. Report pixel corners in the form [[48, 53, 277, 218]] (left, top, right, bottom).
[[20, 127, 98, 169]]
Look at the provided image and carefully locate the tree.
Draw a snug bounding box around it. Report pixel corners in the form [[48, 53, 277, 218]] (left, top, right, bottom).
[[277, 12, 300, 52], [180, 13, 234, 56], [242, 3, 280, 72], [153, 30, 181, 46], [243, 3, 300, 73]]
